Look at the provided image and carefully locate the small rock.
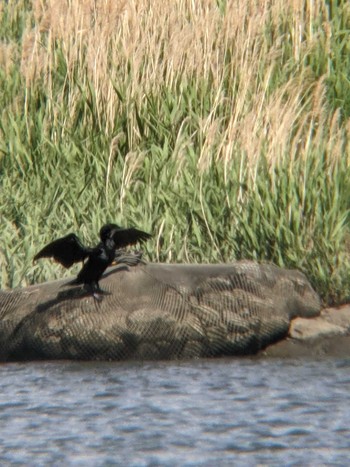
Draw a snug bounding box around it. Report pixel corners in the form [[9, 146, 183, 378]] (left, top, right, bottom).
[[321, 304, 350, 331], [289, 316, 347, 340]]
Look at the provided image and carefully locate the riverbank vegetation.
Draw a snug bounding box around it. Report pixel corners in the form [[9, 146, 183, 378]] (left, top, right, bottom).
[[0, 0, 349, 304]]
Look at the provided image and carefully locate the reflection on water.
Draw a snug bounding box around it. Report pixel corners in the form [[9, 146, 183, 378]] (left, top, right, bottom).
[[0, 358, 349, 465]]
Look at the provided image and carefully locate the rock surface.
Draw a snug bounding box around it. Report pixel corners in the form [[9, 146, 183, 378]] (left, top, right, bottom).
[[261, 304, 350, 358], [0, 261, 321, 361], [1, 261, 349, 360]]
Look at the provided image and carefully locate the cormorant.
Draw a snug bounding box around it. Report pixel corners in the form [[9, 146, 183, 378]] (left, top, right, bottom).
[[34, 223, 151, 299]]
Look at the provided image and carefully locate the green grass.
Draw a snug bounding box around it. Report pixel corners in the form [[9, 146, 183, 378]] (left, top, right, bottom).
[[0, 0, 350, 305]]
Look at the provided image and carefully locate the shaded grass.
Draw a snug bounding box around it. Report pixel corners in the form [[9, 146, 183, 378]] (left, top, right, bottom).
[[0, 0, 350, 305]]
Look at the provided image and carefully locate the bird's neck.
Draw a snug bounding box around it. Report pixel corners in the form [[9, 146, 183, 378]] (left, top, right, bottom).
[[104, 238, 116, 251]]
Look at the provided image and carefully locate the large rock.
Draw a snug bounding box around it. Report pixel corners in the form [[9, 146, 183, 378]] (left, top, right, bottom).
[[0, 261, 321, 361]]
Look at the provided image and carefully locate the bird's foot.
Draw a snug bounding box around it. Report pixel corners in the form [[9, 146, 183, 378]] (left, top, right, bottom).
[[92, 291, 103, 302], [85, 284, 111, 301]]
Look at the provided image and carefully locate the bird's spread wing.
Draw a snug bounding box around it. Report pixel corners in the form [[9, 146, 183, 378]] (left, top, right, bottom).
[[111, 227, 151, 249], [34, 233, 90, 268]]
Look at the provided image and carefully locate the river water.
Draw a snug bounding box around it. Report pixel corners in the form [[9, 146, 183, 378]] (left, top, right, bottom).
[[0, 357, 349, 466]]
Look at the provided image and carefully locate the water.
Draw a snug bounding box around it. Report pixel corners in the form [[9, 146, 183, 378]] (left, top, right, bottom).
[[0, 358, 349, 466]]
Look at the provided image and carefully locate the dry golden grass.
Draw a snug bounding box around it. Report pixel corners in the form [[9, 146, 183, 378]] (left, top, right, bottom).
[[16, 0, 345, 170]]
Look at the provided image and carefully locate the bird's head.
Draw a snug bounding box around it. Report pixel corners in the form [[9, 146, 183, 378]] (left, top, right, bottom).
[[99, 223, 121, 242]]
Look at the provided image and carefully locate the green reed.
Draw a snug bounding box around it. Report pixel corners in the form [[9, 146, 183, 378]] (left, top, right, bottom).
[[0, 0, 350, 305]]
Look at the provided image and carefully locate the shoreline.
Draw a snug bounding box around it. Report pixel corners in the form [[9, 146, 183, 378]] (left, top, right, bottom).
[[261, 304, 350, 358]]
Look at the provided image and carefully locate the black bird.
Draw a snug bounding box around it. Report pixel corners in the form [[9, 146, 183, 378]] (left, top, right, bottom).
[[34, 223, 151, 298]]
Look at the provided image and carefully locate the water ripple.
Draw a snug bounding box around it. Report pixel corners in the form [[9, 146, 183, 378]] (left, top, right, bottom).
[[0, 358, 349, 465]]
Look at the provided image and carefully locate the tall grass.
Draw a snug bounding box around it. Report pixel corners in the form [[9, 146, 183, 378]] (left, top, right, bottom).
[[0, 0, 350, 304]]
